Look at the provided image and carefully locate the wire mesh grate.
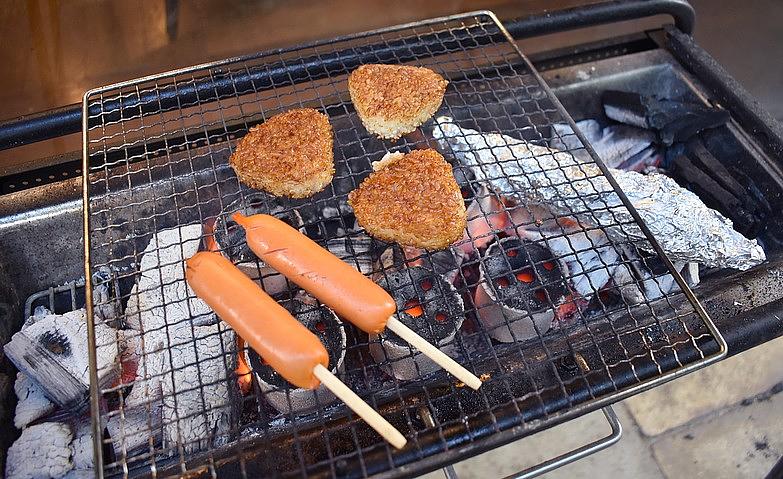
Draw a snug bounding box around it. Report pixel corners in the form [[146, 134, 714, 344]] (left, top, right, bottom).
[[82, 11, 725, 478]]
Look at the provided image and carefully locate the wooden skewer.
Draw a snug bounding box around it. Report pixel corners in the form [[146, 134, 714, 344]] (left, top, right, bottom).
[[386, 316, 482, 390], [313, 364, 407, 449]]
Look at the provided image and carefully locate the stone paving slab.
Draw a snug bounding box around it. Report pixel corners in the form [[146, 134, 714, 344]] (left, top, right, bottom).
[[624, 335, 783, 436], [419, 403, 664, 479], [651, 384, 783, 479]]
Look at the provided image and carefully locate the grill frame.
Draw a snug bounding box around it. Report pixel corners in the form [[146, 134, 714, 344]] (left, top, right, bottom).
[[80, 10, 727, 478]]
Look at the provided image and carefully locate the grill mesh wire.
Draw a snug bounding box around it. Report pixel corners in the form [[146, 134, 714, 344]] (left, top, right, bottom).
[[82, 12, 722, 478]]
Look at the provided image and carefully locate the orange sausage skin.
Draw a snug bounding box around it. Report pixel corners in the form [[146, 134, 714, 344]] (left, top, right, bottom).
[[233, 213, 396, 334], [186, 251, 328, 389]]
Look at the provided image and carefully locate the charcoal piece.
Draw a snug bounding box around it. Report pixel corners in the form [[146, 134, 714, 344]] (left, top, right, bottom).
[[249, 298, 346, 415], [602, 90, 650, 129], [124, 224, 214, 408], [672, 151, 758, 230], [668, 137, 769, 238], [5, 422, 73, 478], [452, 164, 481, 204], [161, 322, 236, 454], [551, 120, 656, 169], [371, 267, 464, 380], [213, 193, 303, 295], [13, 372, 55, 429], [106, 401, 163, 456], [69, 420, 94, 470], [602, 90, 730, 146], [4, 309, 118, 408], [476, 238, 567, 343]]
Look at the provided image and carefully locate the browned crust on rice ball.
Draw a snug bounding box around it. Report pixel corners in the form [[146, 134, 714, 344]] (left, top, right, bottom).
[[229, 108, 334, 198], [348, 149, 466, 250], [348, 64, 447, 140]]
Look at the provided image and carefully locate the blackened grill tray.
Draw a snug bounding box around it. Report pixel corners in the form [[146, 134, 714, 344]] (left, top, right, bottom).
[[82, 11, 726, 478]]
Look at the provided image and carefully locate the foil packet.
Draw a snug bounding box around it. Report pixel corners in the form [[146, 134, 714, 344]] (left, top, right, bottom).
[[432, 116, 765, 270]]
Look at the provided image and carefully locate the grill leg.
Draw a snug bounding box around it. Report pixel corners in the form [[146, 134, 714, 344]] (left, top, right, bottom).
[[424, 406, 621, 479], [502, 407, 622, 479]]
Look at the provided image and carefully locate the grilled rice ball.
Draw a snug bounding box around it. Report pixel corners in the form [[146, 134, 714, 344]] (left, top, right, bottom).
[[348, 64, 448, 140], [348, 149, 466, 250], [229, 108, 334, 198]]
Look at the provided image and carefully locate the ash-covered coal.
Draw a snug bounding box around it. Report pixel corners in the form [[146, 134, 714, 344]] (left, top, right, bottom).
[[372, 267, 464, 380], [248, 296, 345, 414]]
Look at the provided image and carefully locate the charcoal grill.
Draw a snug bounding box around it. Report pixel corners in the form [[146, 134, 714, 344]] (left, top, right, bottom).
[[78, 9, 730, 478], [2, 1, 783, 478]]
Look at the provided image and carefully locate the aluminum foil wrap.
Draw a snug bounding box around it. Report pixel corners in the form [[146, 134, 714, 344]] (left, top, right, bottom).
[[432, 116, 765, 270]]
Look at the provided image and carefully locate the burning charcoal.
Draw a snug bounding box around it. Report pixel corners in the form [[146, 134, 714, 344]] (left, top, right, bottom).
[[602, 90, 730, 146], [475, 238, 568, 343], [161, 322, 236, 454], [213, 194, 303, 296], [459, 186, 513, 256], [433, 117, 765, 270], [402, 246, 466, 284], [370, 267, 465, 380], [4, 309, 118, 408], [551, 120, 657, 169], [325, 234, 374, 276], [13, 372, 55, 429], [248, 297, 346, 415], [5, 422, 73, 478], [106, 401, 163, 456]]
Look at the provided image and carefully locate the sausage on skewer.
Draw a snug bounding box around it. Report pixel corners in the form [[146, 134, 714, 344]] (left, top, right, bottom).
[[232, 213, 482, 390]]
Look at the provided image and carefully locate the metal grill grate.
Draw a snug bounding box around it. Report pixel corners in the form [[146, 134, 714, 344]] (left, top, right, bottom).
[[82, 11, 726, 478]]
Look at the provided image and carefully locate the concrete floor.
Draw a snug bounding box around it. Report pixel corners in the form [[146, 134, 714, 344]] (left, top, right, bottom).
[[421, 335, 783, 479]]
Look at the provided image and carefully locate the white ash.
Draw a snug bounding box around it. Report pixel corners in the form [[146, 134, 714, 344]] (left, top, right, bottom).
[[123, 330, 166, 408], [121, 224, 238, 454], [62, 470, 95, 479], [23, 305, 51, 329], [69, 420, 94, 470], [321, 206, 341, 218], [161, 322, 236, 454], [552, 231, 618, 297], [5, 422, 73, 479], [124, 224, 213, 332], [13, 372, 55, 429], [92, 266, 121, 324], [124, 224, 215, 407], [106, 401, 163, 456], [21, 308, 118, 388]]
